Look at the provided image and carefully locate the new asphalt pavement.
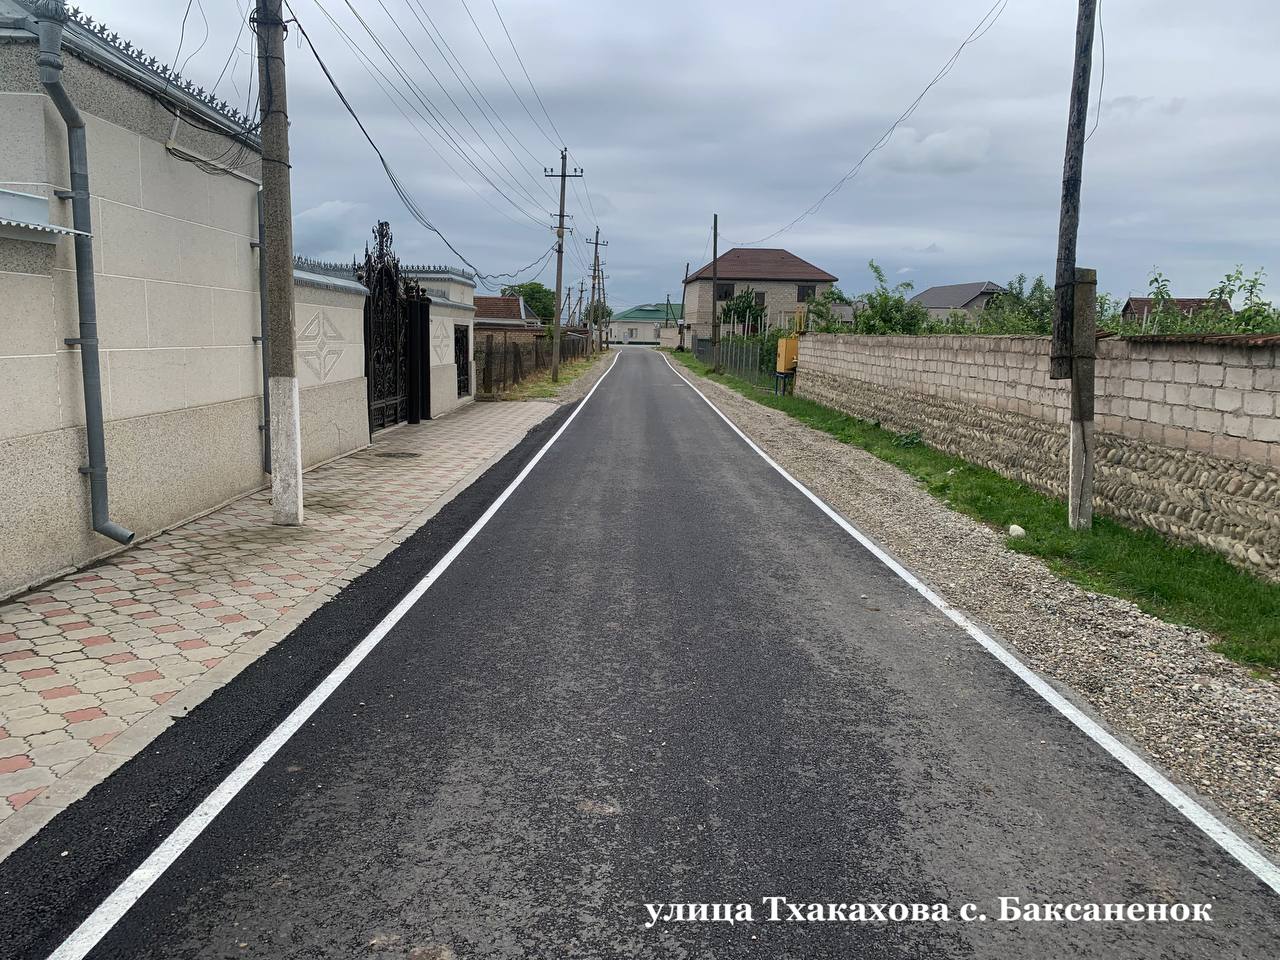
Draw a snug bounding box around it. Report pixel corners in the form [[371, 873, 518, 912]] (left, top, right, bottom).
[[5, 347, 1278, 959]]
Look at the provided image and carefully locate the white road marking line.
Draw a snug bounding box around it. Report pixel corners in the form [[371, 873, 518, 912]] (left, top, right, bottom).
[[46, 353, 622, 960], [662, 351, 1280, 897]]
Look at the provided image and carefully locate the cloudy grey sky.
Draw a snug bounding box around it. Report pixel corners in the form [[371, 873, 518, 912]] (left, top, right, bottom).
[[91, 0, 1280, 309]]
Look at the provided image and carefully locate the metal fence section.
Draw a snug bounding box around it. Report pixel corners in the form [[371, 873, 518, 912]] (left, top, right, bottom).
[[693, 336, 773, 388]]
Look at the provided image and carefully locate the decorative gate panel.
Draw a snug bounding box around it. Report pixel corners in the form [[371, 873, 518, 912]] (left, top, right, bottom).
[[360, 222, 407, 432], [455, 325, 471, 397]]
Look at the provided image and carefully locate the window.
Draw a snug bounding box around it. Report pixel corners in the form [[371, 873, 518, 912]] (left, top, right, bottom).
[[715, 282, 735, 301], [797, 284, 816, 303], [754, 291, 766, 308]]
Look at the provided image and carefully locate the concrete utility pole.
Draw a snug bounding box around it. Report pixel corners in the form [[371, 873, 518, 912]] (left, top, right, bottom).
[[1050, 0, 1097, 381], [711, 213, 720, 373], [545, 148, 582, 381], [1069, 267, 1097, 529], [255, 0, 302, 525]]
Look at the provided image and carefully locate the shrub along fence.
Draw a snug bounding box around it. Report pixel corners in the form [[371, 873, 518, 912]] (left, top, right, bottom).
[[475, 331, 590, 396]]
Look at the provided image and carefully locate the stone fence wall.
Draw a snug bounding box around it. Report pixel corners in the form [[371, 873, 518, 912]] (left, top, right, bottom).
[[795, 333, 1280, 580]]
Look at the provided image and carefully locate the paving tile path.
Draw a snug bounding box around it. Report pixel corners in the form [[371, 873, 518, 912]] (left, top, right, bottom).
[[0, 399, 556, 856]]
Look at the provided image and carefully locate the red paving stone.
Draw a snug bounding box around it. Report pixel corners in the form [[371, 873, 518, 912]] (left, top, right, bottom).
[[39, 686, 80, 700], [63, 708, 107, 724], [0, 755, 33, 774], [0, 399, 559, 836], [8, 786, 47, 811]]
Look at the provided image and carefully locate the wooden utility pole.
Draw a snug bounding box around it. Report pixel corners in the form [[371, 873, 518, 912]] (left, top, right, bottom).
[[545, 149, 582, 381], [678, 261, 689, 351], [587, 227, 608, 350], [1049, 0, 1098, 529], [710, 214, 720, 372], [255, 0, 302, 525], [1050, 0, 1097, 381]]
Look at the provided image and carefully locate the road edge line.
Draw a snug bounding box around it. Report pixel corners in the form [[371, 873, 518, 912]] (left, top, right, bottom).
[[662, 351, 1280, 897], [45, 352, 622, 960]]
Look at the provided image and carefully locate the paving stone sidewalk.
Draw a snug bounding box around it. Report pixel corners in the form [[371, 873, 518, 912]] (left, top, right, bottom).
[[0, 399, 558, 859]]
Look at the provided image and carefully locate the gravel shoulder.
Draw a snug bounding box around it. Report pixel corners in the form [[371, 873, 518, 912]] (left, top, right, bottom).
[[679, 364, 1280, 859]]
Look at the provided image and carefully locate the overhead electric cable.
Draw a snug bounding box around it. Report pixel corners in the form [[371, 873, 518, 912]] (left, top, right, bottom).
[[731, 0, 1010, 246], [286, 2, 559, 288]]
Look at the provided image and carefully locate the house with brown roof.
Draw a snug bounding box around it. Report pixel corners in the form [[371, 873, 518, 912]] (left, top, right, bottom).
[[1120, 297, 1229, 324], [474, 295, 539, 327], [683, 248, 838, 333]]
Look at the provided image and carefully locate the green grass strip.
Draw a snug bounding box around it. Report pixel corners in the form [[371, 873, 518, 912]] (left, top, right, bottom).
[[666, 349, 1280, 673]]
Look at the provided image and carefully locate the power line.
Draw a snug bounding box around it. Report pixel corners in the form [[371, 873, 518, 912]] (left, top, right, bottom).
[[177, 0, 211, 76], [306, 0, 545, 234], [333, 0, 548, 225], [313, 0, 547, 228], [456, 0, 558, 149], [731, 0, 1010, 246], [366, 0, 550, 212], [285, 1, 559, 288], [402, 0, 556, 202], [488, 0, 565, 146], [1085, 0, 1105, 144]]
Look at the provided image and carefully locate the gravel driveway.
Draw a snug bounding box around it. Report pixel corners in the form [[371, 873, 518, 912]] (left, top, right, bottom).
[[682, 368, 1280, 859]]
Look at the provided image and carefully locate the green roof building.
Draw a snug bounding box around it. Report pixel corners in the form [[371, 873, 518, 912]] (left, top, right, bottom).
[[608, 302, 684, 345]]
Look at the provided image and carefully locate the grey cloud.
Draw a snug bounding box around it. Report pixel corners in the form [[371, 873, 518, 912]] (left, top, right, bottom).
[[89, 0, 1280, 307]]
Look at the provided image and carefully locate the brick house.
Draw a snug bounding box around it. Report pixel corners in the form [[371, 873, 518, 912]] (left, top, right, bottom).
[[683, 248, 837, 336], [1120, 297, 1229, 324]]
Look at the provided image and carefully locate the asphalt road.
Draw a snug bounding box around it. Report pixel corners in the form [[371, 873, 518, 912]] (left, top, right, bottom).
[[15, 348, 1280, 958]]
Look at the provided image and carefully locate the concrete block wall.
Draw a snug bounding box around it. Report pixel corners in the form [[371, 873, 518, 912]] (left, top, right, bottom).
[[0, 42, 368, 600], [796, 334, 1280, 580]]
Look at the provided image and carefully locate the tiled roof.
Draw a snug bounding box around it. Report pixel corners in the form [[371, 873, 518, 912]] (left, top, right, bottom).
[[474, 295, 524, 321], [1120, 297, 1230, 316], [686, 248, 837, 283], [910, 281, 1004, 309]]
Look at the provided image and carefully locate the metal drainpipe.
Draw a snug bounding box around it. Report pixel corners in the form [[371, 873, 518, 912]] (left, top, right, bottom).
[[255, 189, 271, 473], [32, 2, 134, 545]]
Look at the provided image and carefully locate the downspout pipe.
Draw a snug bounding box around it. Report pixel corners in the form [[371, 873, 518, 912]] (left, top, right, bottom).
[[255, 189, 271, 473], [32, 1, 134, 545]]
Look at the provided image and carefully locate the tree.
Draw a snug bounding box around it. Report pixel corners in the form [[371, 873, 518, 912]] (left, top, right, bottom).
[[851, 260, 927, 335], [583, 300, 613, 327], [500, 281, 555, 322], [719, 287, 765, 335], [804, 285, 854, 329]]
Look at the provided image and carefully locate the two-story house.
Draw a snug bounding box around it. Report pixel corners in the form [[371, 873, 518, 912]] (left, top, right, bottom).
[[683, 248, 837, 336]]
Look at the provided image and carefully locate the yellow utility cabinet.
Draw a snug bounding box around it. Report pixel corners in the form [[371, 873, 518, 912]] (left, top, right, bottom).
[[776, 335, 799, 374]]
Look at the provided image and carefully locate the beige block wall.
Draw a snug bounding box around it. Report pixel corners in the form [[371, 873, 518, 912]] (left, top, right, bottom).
[[795, 334, 1280, 579], [0, 47, 369, 599], [426, 299, 475, 418]]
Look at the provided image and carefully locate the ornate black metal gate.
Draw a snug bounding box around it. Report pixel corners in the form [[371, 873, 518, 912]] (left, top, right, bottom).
[[360, 223, 408, 432], [454, 325, 470, 397]]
